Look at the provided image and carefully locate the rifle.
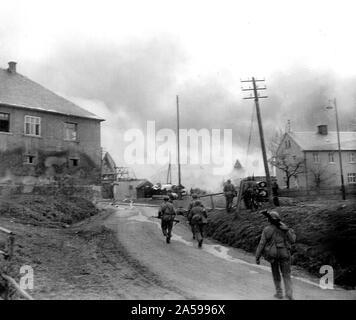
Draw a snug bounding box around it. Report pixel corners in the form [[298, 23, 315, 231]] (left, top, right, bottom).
[[151, 216, 180, 225]]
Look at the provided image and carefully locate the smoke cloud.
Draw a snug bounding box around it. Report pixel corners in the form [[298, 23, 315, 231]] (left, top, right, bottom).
[[19, 38, 356, 190]]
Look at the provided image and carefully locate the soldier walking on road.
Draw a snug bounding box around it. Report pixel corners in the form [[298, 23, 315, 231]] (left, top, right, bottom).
[[158, 196, 177, 243], [255, 210, 296, 300], [187, 194, 200, 239], [189, 200, 208, 248], [223, 179, 236, 212]]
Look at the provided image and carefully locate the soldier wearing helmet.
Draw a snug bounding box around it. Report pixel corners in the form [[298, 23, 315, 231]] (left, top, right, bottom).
[[187, 194, 200, 239], [223, 179, 236, 212], [189, 200, 208, 248], [256, 210, 296, 300], [158, 195, 176, 243]]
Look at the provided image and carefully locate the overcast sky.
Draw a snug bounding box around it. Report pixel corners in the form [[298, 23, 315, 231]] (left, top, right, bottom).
[[1, 0, 356, 189]]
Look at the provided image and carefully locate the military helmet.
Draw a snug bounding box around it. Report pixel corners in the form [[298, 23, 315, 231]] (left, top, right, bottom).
[[269, 210, 281, 221], [192, 193, 198, 199], [163, 195, 170, 201]]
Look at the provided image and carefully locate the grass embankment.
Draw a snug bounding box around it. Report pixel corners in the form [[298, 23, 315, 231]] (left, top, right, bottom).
[[0, 195, 122, 299], [205, 199, 356, 289]]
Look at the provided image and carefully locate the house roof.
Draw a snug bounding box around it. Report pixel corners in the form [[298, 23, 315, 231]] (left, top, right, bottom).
[[102, 152, 117, 172], [136, 180, 153, 189], [288, 131, 356, 151], [0, 67, 104, 121]]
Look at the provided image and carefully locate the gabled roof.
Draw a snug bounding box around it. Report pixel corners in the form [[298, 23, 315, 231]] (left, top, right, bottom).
[[102, 152, 117, 172], [287, 131, 356, 151], [136, 179, 153, 189], [0, 68, 104, 121]]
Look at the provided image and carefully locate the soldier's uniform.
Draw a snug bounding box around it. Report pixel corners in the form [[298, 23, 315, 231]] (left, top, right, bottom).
[[256, 211, 296, 299], [158, 197, 176, 243], [187, 194, 200, 239], [189, 201, 208, 248], [242, 187, 253, 209], [223, 180, 236, 212]]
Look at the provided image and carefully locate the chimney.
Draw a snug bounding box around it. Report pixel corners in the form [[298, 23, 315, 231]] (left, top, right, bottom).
[[7, 61, 17, 73], [317, 124, 328, 135]]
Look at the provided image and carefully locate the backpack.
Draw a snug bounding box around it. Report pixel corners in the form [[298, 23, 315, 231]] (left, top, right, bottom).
[[161, 203, 175, 220], [191, 207, 207, 224], [263, 228, 290, 262], [191, 213, 203, 224]]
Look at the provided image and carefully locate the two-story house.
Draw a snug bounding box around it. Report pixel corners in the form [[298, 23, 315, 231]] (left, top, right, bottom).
[[275, 125, 356, 189], [0, 61, 104, 182]]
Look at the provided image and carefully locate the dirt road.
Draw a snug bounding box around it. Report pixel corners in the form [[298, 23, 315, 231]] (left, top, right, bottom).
[[102, 203, 356, 300]]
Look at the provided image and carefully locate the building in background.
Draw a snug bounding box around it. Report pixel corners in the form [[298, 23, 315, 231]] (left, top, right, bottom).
[[0, 61, 104, 183], [275, 125, 356, 189], [113, 179, 152, 200], [101, 152, 117, 182]]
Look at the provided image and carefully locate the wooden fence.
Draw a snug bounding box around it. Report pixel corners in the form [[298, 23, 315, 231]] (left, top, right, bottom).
[[0, 226, 33, 300]]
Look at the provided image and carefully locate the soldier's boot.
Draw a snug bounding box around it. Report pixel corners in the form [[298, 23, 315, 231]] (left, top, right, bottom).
[[274, 293, 283, 299], [198, 239, 203, 248], [166, 235, 170, 243], [274, 283, 283, 299]]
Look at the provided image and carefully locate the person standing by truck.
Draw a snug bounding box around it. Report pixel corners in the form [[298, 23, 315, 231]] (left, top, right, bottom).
[[223, 179, 236, 212]]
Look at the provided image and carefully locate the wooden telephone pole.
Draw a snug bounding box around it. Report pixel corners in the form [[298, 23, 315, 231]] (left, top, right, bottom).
[[166, 154, 172, 184], [176, 95, 182, 196], [327, 98, 346, 200], [241, 77, 274, 205]]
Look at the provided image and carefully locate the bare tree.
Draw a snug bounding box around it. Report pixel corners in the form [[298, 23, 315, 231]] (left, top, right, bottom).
[[267, 128, 285, 160], [309, 164, 335, 189], [269, 153, 304, 189]]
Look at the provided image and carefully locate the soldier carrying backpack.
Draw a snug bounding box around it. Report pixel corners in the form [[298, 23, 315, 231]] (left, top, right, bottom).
[[255, 210, 296, 300], [189, 200, 208, 248], [158, 196, 177, 243]]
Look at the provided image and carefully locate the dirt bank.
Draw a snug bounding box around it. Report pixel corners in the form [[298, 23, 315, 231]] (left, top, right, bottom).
[[205, 199, 356, 289], [0, 194, 98, 227], [0, 195, 187, 299]]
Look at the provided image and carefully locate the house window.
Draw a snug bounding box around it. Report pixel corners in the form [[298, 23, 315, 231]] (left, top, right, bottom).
[[0, 113, 10, 132], [69, 158, 79, 167], [347, 173, 356, 184], [24, 155, 36, 164], [349, 152, 355, 163], [24, 116, 41, 136], [65, 122, 78, 141], [328, 152, 335, 163], [285, 140, 291, 149], [313, 152, 320, 163]]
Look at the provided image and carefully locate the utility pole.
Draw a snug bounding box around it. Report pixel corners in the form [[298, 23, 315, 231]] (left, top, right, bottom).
[[241, 77, 274, 205], [327, 98, 346, 200], [176, 95, 182, 196], [166, 153, 172, 184]]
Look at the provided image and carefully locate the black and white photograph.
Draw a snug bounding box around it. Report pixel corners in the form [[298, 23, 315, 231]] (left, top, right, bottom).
[[0, 0, 356, 306]]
